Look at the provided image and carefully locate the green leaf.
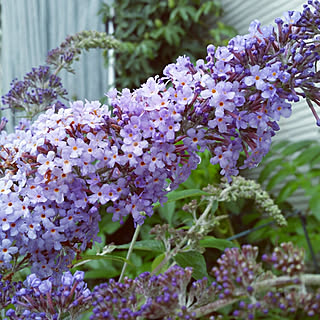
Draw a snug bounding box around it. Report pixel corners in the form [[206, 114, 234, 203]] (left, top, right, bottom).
[[281, 140, 315, 156], [199, 236, 236, 250], [258, 158, 284, 184], [311, 153, 320, 167], [178, 7, 189, 21], [276, 179, 299, 203], [271, 140, 291, 152], [174, 251, 208, 280], [84, 264, 120, 279], [309, 192, 320, 221], [292, 145, 320, 167], [153, 189, 211, 208], [297, 175, 313, 193], [74, 254, 130, 265], [116, 240, 165, 252], [151, 253, 168, 273], [266, 167, 295, 191], [168, 0, 175, 9], [100, 213, 123, 235], [158, 200, 176, 225], [306, 168, 320, 179]]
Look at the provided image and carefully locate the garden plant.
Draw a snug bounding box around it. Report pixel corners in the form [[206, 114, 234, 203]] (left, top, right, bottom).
[[1, 1, 320, 319], [99, 0, 237, 89]]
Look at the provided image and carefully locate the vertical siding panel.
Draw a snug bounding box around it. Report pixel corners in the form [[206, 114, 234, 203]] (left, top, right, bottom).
[[1, 0, 109, 130]]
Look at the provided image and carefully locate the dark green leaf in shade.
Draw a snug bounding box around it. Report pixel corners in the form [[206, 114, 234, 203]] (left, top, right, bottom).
[[174, 250, 209, 280]]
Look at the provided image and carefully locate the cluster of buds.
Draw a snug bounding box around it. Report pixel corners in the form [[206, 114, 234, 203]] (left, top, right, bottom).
[[1, 66, 67, 119], [0, 274, 22, 311], [208, 242, 320, 319], [81, 243, 320, 319], [91, 265, 197, 319], [1, 0, 320, 280], [6, 271, 92, 320], [150, 224, 204, 254], [203, 176, 287, 226], [46, 30, 121, 74], [262, 241, 305, 276]]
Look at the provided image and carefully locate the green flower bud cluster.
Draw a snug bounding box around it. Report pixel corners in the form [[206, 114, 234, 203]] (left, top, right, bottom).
[[204, 176, 287, 226]]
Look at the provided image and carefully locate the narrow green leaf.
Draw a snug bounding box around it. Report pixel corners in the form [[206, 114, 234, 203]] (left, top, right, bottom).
[[266, 167, 294, 191], [211, 200, 219, 215], [281, 140, 315, 156], [153, 189, 211, 208], [158, 200, 176, 225], [309, 192, 320, 221], [151, 253, 168, 273], [100, 212, 123, 235], [164, 27, 173, 45], [75, 254, 130, 265], [85, 268, 120, 279], [292, 145, 320, 167], [169, 7, 179, 21], [311, 152, 320, 167], [174, 251, 208, 280], [199, 236, 236, 250], [258, 158, 284, 184], [276, 180, 299, 203], [116, 240, 165, 252], [179, 7, 189, 21], [306, 168, 320, 178], [297, 175, 313, 193], [271, 140, 291, 152]]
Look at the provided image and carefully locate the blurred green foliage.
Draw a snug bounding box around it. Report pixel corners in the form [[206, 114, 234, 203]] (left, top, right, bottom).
[[228, 139, 320, 270], [99, 0, 237, 89]]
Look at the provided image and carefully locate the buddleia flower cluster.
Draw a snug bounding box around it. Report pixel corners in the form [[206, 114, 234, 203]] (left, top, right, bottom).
[[6, 271, 92, 320], [91, 265, 197, 319], [210, 242, 320, 319], [1, 1, 320, 280], [79, 243, 320, 319], [1, 66, 68, 119]]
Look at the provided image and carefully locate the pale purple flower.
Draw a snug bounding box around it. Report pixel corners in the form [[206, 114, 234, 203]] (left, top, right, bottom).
[[0, 239, 18, 263]]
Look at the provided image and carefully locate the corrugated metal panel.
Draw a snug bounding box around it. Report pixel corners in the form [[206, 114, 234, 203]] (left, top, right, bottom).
[[220, 0, 320, 211], [1, 0, 109, 130]]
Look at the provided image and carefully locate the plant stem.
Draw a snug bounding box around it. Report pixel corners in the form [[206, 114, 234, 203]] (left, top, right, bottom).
[[192, 274, 320, 318], [119, 223, 141, 282], [151, 197, 215, 276]]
